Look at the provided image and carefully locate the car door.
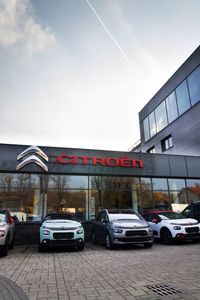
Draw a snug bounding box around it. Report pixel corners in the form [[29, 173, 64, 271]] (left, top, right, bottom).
[[148, 214, 161, 237], [7, 211, 15, 243], [93, 211, 105, 243], [94, 211, 108, 243]]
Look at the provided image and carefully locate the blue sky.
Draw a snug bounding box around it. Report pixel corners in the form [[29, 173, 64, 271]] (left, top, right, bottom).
[[0, 0, 200, 151]]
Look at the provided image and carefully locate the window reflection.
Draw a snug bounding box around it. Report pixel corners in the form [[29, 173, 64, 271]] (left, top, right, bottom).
[[166, 91, 178, 123], [47, 189, 86, 221], [176, 80, 191, 115], [152, 178, 168, 190], [188, 66, 200, 106], [155, 101, 168, 132], [143, 117, 150, 142], [141, 178, 153, 211], [186, 179, 200, 204], [153, 191, 171, 210], [168, 179, 187, 212], [149, 111, 157, 137]]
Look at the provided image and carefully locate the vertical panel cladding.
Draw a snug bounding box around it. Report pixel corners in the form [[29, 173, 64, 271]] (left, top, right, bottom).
[[169, 156, 187, 177]]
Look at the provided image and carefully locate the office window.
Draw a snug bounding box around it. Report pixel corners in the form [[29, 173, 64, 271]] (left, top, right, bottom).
[[149, 111, 157, 137], [155, 101, 168, 132], [187, 65, 200, 106], [161, 135, 173, 152], [166, 91, 178, 123], [176, 80, 191, 115], [146, 146, 155, 153], [143, 117, 150, 141]]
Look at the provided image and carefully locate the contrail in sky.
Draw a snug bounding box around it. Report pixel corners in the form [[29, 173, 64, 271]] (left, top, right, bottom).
[[85, 0, 139, 76]]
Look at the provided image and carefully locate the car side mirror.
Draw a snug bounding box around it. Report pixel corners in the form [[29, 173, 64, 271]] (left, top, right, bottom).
[[151, 218, 159, 224]]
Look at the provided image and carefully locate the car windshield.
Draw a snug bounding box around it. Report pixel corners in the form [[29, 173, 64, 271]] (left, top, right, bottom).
[[44, 214, 76, 221], [109, 213, 141, 221], [158, 212, 185, 220], [0, 213, 6, 222]]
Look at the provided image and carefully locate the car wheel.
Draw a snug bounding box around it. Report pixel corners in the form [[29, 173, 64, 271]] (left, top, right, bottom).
[[0, 236, 9, 257], [77, 242, 84, 251], [191, 239, 200, 243], [38, 244, 45, 253], [143, 242, 153, 248], [9, 236, 15, 249], [105, 234, 113, 249], [161, 228, 173, 245]]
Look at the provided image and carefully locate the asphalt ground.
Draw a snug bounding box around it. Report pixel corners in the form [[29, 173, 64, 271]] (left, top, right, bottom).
[[0, 241, 200, 300]]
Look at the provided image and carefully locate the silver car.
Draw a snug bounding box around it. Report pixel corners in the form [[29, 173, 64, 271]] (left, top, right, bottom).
[[92, 209, 153, 249], [0, 209, 15, 257]]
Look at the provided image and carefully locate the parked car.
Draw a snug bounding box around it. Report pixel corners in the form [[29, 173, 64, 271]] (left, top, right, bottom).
[[143, 210, 200, 244], [0, 209, 15, 257], [92, 209, 153, 249], [181, 201, 200, 222], [39, 213, 84, 252]]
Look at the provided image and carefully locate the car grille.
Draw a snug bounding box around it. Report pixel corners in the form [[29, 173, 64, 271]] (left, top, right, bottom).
[[118, 237, 152, 242], [47, 227, 77, 230], [185, 227, 199, 233], [53, 232, 74, 240], [125, 230, 147, 236]]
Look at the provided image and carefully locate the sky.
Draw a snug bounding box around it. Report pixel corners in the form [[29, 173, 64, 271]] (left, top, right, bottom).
[[0, 0, 200, 152]]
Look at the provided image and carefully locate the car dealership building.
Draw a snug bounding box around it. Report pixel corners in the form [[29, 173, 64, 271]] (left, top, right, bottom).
[[0, 143, 200, 225], [1, 46, 200, 244]]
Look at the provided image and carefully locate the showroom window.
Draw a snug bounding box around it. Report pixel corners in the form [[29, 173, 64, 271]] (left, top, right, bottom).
[[161, 135, 173, 152], [168, 179, 187, 212], [187, 65, 200, 106], [186, 179, 200, 204]]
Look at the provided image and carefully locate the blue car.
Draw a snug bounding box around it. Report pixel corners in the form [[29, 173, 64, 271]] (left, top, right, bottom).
[[39, 213, 84, 252]]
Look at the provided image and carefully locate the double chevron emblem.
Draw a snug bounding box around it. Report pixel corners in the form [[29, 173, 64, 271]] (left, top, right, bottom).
[[16, 145, 48, 172]]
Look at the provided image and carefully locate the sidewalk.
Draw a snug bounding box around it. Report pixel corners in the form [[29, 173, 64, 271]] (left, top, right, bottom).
[[0, 242, 200, 300]]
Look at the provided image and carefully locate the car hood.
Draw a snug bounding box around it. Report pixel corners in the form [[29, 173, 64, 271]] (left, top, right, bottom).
[[42, 220, 81, 229], [111, 219, 148, 228], [164, 218, 199, 226]]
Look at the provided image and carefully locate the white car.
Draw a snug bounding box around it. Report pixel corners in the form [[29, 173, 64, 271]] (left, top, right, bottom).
[[0, 209, 15, 256], [143, 210, 200, 244], [39, 213, 84, 252]]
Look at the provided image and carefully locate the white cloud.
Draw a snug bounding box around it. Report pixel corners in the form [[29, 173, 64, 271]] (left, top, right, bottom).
[[0, 0, 55, 55]]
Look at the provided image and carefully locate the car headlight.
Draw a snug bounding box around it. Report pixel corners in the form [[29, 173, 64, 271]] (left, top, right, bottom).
[[112, 228, 123, 233], [0, 230, 5, 238], [173, 226, 181, 230], [77, 226, 83, 234], [42, 229, 50, 235]]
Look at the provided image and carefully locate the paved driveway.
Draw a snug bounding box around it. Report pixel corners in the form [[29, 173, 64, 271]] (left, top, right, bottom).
[[0, 242, 200, 300]]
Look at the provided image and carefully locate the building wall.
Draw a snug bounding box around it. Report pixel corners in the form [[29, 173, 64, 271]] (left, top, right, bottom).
[[139, 46, 200, 155]]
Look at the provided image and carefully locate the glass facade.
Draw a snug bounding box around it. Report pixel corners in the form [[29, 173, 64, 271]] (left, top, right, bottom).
[[155, 101, 168, 132], [143, 65, 200, 142], [188, 66, 200, 106], [166, 91, 178, 123], [176, 80, 191, 115], [0, 173, 199, 221]]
